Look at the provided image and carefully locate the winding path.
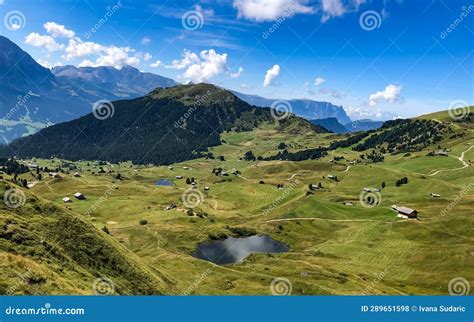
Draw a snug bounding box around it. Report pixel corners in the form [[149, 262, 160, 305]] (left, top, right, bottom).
[[429, 145, 473, 176]]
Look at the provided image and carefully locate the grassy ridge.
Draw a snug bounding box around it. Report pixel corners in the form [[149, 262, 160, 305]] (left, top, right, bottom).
[[0, 181, 171, 295]]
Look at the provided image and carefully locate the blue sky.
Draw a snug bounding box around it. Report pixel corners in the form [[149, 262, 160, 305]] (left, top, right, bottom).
[[0, 0, 473, 120]]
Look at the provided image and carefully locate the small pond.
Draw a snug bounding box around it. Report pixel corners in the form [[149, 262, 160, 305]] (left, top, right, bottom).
[[194, 235, 289, 265], [155, 179, 174, 186]]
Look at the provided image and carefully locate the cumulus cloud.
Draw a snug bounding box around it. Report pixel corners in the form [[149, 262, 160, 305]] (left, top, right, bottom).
[[314, 77, 326, 86], [63, 38, 102, 60], [263, 64, 280, 87], [63, 38, 140, 69], [44, 22, 75, 38], [143, 53, 152, 61], [166, 50, 200, 69], [141, 37, 151, 45], [150, 60, 162, 68], [230, 66, 244, 78], [25, 33, 64, 52], [233, 0, 313, 22], [181, 49, 228, 83], [368, 84, 402, 107]]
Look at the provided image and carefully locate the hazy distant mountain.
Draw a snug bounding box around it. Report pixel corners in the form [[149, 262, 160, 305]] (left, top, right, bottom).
[[0, 35, 92, 143], [52, 65, 177, 100], [2, 84, 327, 164], [344, 119, 384, 132], [0, 36, 177, 143], [233, 91, 352, 125], [311, 117, 347, 133]]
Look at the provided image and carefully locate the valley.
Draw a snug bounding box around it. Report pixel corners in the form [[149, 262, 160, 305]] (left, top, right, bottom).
[[1, 99, 472, 295]]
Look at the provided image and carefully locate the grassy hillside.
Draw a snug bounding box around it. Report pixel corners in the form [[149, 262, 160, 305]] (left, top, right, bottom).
[[2, 108, 473, 295], [0, 180, 171, 295]]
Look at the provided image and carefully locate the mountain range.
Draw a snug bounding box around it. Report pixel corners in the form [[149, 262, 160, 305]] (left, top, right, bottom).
[[311, 118, 384, 133], [0, 36, 367, 144], [233, 91, 352, 125], [0, 36, 176, 143], [0, 83, 328, 164]]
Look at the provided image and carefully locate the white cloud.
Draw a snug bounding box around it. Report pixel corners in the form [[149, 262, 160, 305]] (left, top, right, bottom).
[[63, 38, 139, 69], [25, 33, 64, 52], [10, 23, 22, 31], [0, 1, 5, 5], [37, 59, 63, 69], [150, 60, 162, 68], [230, 66, 244, 78], [263, 64, 280, 87], [44, 22, 75, 38], [320, 0, 366, 22], [314, 77, 325, 86], [369, 84, 402, 107], [166, 49, 201, 69], [181, 49, 228, 83], [64, 38, 103, 60], [93, 46, 140, 68], [143, 53, 152, 61], [141, 37, 151, 45], [233, 0, 313, 22]]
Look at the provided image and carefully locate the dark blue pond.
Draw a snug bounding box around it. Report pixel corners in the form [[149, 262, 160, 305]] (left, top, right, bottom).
[[155, 179, 174, 186], [194, 235, 289, 265]]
